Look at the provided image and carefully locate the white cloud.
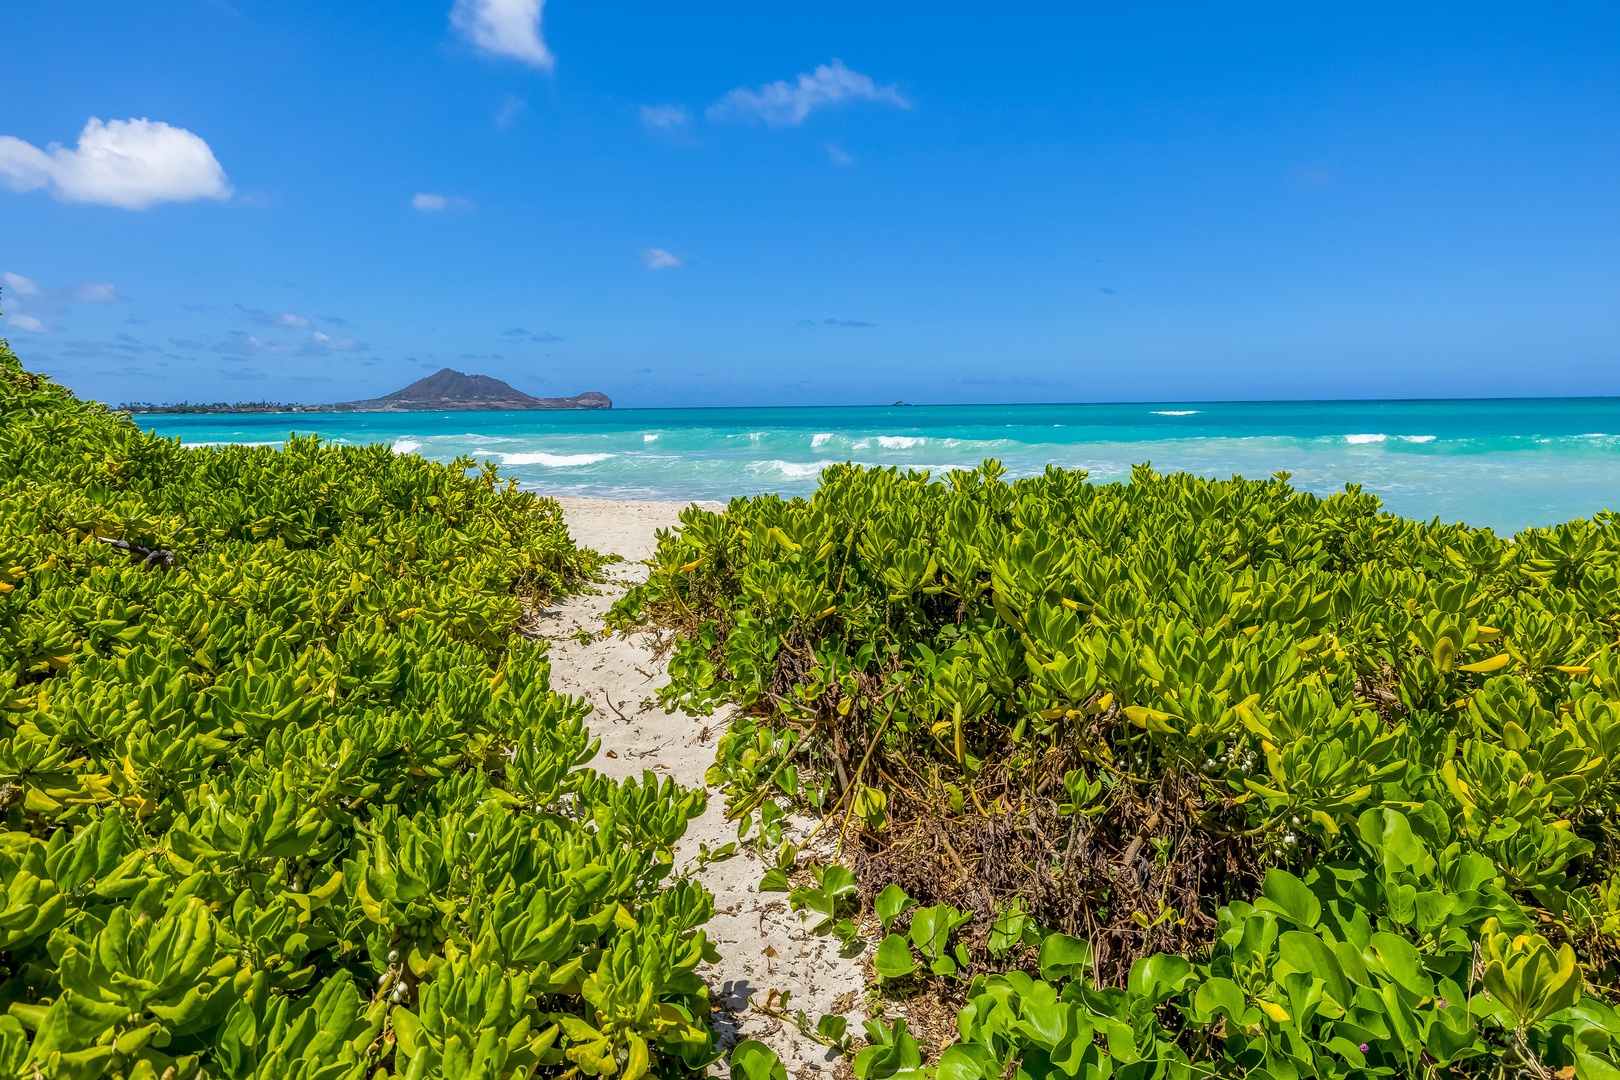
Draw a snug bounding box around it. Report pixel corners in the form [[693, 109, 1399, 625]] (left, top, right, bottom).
[[216, 329, 368, 359], [640, 104, 692, 132], [0, 118, 231, 210], [311, 330, 363, 351], [496, 94, 527, 130], [3, 272, 41, 297], [708, 60, 910, 127], [413, 193, 447, 211], [70, 282, 120, 303], [244, 308, 309, 328], [825, 142, 854, 165], [2, 271, 123, 333], [640, 248, 681, 270], [451, 0, 553, 69]]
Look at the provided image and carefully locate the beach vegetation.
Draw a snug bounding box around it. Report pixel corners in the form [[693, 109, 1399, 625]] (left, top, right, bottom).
[[0, 344, 721, 1079], [621, 458, 1620, 1076]]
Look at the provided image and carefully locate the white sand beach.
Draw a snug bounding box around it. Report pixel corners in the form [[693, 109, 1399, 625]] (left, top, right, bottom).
[[542, 498, 868, 1074]]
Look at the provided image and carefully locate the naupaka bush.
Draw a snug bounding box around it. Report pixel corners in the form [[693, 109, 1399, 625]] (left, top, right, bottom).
[[0, 343, 720, 1080], [621, 458, 1620, 1075]]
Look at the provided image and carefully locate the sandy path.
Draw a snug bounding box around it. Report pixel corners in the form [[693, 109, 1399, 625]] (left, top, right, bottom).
[[540, 498, 866, 1075]]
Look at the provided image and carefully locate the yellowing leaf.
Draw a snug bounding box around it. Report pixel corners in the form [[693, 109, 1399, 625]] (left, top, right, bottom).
[[1257, 1000, 1290, 1024]]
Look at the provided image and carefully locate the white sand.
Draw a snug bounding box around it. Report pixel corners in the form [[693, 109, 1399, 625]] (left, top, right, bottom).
[[542, 498, 867, 1074]]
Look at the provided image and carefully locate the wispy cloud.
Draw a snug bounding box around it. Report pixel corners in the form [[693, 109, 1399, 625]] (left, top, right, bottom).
[[215, 329, 367, 359], [2, 270, 122, 332], [412, 192, 471, 212], [708, 60, 909, 127], [825, 318, 876, 328], [4, 272, 42, 297], [240, 306, 310, 328], [311, 330, 363, 351], [502, 327, 561, 342], [70, 282, 120, 303], [496, 94, 527, 130], [640, 248, 681, 270], [824, 142, 854, 166], [640, 104, 692, 132], [451, 0, 553, 69], [1288, 163, 1336, 187], [0, 117, 231, 210]]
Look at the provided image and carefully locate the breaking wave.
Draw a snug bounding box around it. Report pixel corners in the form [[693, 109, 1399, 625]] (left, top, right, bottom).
[[491, 451, 616, 467]]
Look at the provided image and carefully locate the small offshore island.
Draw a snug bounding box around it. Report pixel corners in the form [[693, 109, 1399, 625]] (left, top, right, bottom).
[[121, 366, 612, 413]]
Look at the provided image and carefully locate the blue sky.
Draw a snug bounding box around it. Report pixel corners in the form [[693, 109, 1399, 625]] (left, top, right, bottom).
[[2, 2, 1618, 407]]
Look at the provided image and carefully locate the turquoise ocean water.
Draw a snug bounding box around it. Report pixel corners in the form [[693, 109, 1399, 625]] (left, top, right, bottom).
[[135, 398, 1620, 534]]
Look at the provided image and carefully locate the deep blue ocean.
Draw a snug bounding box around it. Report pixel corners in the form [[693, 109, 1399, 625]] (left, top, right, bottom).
[[135, 398, 1620, 534]]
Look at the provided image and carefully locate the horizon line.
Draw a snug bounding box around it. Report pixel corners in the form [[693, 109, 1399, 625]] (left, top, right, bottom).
[[119, 391, 1620, 415]]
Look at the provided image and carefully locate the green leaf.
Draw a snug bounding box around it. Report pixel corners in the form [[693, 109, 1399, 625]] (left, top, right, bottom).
[[1277, 931, 1352, 1006], [875, 883, 915, 933], [1193, 977, 1259, 1026], [1255, 868, 1320, 928], [730, 1040, 788, 1080], [1037, 934, 1093, 982], [815, 1014, 848, 1047], [1127, 954, 1194, 1005], [819, 865, 858, 901], [1367, 931, 1434, 998], [1577, 1050, 1620, 1080], [875, 934, 916, 980], [935, 1043, 995, 1080]]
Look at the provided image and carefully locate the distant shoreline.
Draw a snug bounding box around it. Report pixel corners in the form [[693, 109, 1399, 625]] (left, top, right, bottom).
[[122, 393, 1620, 415], [118, 367, 612, 414], [115, 403, 609, 417]]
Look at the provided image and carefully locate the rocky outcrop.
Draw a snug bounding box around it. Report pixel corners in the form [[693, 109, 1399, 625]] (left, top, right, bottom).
[[123, 369, 611, 414], [326, 369, 611, 411]]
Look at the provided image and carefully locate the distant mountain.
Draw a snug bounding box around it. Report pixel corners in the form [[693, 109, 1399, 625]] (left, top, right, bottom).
[[327, 369, 611, 411], [122, 368, 611, 414]]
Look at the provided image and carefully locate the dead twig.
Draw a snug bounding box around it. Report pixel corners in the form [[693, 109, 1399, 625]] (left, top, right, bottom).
[[96, 535, 176, 568]]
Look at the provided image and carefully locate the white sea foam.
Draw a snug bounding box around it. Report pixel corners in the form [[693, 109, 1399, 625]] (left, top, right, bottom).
[[643, 433, 659, 443], [497, 452, 615, 467], [1152, 410, 1200, 416], [748, 459, 831, 480], [1345, 434, 1387, 444], [1399, 435, 1437, 443], [392, 439, 422, 454], [811, 433, 834, 449], [877, 435, 923, 449]]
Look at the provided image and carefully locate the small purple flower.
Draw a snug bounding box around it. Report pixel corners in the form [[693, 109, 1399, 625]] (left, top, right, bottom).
[[1359, 1044, 1370, 1054]]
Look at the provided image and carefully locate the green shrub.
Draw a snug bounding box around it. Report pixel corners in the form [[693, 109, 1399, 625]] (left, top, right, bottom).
[[0, 343, 719, 1079], [619, 458, 1620, 1074]]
